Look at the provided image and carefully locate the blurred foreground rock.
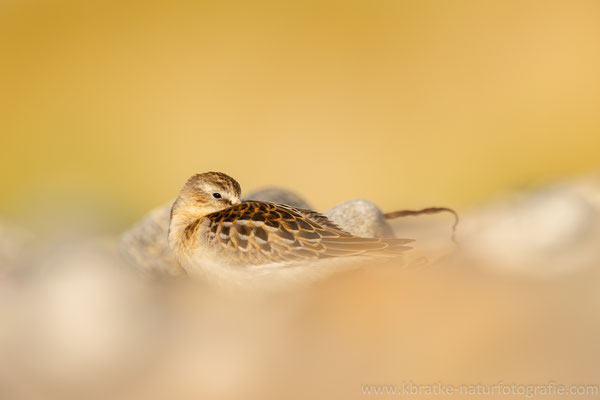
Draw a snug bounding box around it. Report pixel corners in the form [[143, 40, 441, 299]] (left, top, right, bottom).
[[2, 240, 600, 400], [0, 241, 165, 400], [460, 177, 600, 278]]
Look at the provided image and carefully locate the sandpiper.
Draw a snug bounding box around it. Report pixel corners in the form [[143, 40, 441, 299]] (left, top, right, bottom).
[[168, 172, 413, 287]]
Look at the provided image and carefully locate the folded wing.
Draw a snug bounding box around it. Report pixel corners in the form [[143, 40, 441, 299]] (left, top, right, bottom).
[[203, 201, 413, 265]]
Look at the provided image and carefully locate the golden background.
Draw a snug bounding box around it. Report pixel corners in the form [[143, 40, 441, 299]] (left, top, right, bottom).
[[2, 3, 600, 399], [1, 0, 599, 230]]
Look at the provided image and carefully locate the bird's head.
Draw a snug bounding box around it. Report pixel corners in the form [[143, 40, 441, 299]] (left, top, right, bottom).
[[171, 172, 242, 220]]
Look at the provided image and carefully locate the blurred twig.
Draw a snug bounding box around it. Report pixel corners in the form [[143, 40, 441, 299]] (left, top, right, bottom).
[[384, 207, 459, 244]]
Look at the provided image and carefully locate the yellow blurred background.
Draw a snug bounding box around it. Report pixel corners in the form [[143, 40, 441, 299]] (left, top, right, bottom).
[[1, 0, 600, 230], [2, 3, 600, 398]]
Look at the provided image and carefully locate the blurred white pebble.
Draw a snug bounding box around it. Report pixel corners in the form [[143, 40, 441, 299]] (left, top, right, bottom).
[[461, 177, 600, 278], [1, 241, 165, 398]]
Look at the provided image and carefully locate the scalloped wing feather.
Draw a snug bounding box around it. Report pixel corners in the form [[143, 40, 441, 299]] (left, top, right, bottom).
[[202, 201, 413, 266]]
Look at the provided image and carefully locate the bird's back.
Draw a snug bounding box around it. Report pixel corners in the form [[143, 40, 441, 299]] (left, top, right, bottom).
[[189, 201, 413, 267]]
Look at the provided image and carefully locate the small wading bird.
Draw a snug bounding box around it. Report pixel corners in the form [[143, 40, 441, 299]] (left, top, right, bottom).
[[168, 172, 414, 288]]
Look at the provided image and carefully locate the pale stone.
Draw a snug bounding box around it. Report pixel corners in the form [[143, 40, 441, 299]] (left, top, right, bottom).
[[325, 199, 395, 238]]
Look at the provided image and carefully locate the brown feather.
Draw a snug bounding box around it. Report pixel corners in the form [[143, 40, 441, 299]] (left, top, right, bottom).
[[199, 201, 413, 266]]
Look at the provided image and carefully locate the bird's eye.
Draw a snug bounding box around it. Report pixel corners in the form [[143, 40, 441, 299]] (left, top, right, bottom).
[[212, 193, 222, 199]]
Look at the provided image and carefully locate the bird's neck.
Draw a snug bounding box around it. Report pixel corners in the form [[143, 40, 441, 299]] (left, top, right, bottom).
[[169, 199, 207, 252]]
